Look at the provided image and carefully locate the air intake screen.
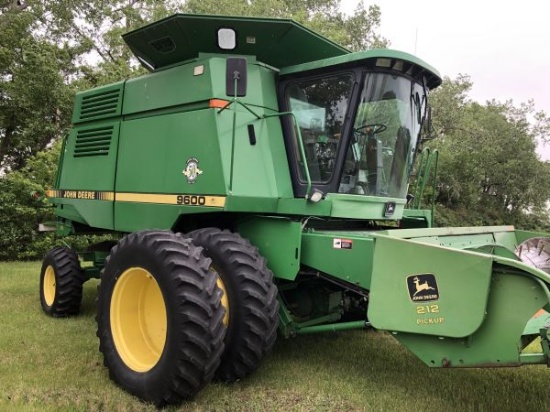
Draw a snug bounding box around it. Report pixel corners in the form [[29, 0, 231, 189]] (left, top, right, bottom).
[[79, 90, 120, 121], [74, 126, 114, 157], [72, 82, 124, 124]]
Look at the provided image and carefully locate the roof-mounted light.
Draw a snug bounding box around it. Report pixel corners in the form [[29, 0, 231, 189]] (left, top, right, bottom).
[[376, 58, 392, 68], [393, 60, 404, 71], [218, 28, 236, 50]]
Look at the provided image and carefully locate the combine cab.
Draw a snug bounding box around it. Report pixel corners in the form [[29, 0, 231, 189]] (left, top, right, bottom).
[[40, 14, 550, 406]]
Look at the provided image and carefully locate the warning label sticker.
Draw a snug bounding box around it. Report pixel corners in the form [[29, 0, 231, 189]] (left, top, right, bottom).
[[333, 238, 353, 250]]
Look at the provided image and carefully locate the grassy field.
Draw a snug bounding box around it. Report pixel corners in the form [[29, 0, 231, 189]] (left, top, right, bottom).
[[1, 261, 550, 411]]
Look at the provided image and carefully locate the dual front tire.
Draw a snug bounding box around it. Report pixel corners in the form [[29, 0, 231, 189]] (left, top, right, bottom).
[[187, 228, 279, 382], [97, 230, 225, 406], [40, 228, 279, 406]]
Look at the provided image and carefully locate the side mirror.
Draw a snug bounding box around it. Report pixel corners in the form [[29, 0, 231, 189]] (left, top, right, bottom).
[[420, 106, 434, 142], [226, 57, 247, 97], [426, 106, 434, 133], [417, 106, 435, 147]]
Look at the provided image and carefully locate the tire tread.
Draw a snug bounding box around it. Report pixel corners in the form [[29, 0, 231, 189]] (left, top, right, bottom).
[[96, 230, 225, 407], [40, 246, 84, 317], [188, 228, 279, 382]]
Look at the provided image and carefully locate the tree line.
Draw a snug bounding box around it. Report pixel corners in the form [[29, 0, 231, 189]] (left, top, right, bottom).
[[429, 75, 550, 229], [0, 0, 549, 260]]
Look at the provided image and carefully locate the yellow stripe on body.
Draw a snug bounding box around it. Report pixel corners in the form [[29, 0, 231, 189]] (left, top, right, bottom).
[[47, 189, 61, 198], [98, 192, 115, 201], [46, 189, 225, 208], [115, 192, 226, 207]]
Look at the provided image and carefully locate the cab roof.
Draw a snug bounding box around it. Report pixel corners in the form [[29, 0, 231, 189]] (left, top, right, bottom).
[[280, 48, 442, 89], [123, 14, 441, 89], [123, 13, 350, 71]]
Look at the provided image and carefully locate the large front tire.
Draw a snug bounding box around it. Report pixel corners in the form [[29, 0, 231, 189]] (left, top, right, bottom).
[[40, 246, 84, 317], [96, 230, 225, 406], [187, 228, 279, 382]]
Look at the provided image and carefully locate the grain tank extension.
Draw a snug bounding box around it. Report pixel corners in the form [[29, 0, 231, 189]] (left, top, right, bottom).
[[40, 14, 550, 406]]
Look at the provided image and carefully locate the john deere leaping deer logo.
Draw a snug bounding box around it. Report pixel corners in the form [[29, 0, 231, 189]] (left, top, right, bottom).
[[406, 274, 439, 302], [182, 158, 203, 184]]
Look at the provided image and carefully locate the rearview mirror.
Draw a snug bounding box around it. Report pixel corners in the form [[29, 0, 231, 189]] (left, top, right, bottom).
[[419, 106, 435, 144], [426, 106, 433, 133], [226, 58, 247, 97]]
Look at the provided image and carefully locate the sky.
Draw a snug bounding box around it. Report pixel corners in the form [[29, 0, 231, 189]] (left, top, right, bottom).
[[342, 0, 550, 157]]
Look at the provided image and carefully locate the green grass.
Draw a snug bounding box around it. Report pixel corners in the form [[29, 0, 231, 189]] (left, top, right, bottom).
[[1, 261, 550, 411]]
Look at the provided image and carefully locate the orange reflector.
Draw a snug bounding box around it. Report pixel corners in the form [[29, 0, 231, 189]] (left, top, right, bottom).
[[533, 309, 547, 318], [209, 99, 229, 109]]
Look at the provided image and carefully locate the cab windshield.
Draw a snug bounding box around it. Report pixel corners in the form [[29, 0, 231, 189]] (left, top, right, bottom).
[[339, 73, 426, 197], [286, 71, 427, 199]]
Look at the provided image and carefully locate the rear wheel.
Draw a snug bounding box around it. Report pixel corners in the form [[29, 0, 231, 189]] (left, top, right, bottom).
[[187, 228, 279, 382], [40, 247, 84, 317], [96, 230, 225, 407]]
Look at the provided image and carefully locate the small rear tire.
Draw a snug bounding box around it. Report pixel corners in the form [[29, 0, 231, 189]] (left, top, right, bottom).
[[96, 230, 225, 406], [187, 228, 279, 382], [40, 246, 84, 317]]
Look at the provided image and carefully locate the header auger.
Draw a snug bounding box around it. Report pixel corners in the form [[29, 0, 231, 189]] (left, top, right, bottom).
[[39, 14, 550, 407]]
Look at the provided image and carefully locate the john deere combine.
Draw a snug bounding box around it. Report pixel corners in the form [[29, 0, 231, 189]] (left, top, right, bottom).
[[40, 14, 550, 406]]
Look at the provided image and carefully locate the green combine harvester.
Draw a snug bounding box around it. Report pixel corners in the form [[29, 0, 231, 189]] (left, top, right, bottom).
[[39, 14, 550, 406]]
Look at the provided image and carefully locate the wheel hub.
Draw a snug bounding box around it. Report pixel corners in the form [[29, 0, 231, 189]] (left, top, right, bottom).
[[110, 267, 167, 372], [214, 268, 230, 326], [43, 265, 56, 306]]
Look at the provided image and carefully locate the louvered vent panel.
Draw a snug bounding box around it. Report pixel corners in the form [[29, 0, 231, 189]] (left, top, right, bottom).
[[78, 89, 121, 121], [74, 126, 113, 157]]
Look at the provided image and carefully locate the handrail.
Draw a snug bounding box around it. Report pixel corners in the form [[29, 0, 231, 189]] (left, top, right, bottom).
[[408, 147, 439, 225], [263, 112, 312, 199], [217, 95, 313, 199]]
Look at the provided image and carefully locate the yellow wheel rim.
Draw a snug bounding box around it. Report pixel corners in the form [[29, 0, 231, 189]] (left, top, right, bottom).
[[43, 265, 56, 307], [110, 267, 167, 373], [215, 273, 230, 326]]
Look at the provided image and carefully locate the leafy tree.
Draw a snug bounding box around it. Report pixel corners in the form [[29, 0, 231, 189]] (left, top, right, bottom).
[[0, 141, 60, 260], [0, 173, 52, 260], [0, 141, 117, 260], [182, 0, 388, 50], [0, 1, 180, 171], [428, 76, 550, 230], [30, 0, 181, 86], [0, 4, 73, 170]]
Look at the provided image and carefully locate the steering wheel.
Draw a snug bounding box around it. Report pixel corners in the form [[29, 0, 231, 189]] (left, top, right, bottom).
[[354, 123, 387, 136]]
